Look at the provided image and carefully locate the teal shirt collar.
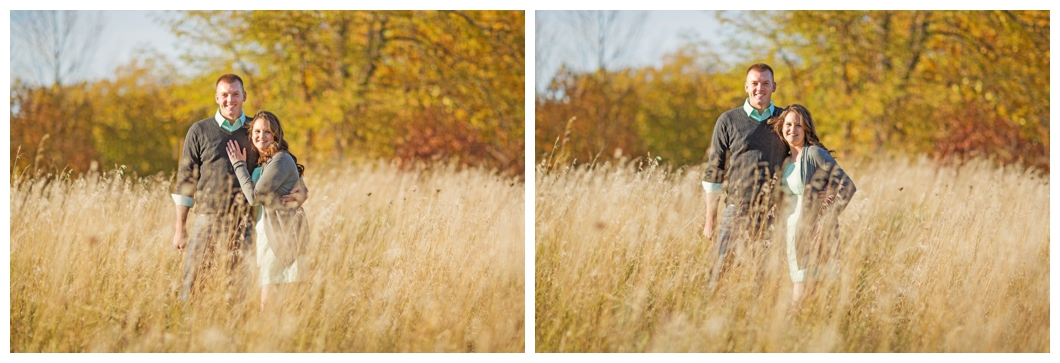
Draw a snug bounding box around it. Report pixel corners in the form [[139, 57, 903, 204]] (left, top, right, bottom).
[[214, 110, 246, 132], [742, 99, 775, 122]]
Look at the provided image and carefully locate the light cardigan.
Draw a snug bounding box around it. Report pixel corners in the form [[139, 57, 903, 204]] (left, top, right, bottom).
[[232, 151, 307, 266], [794, 145, 856, 213], [783, 145, 857, 269]]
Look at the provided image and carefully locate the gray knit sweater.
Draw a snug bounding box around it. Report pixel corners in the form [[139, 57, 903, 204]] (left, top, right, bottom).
[[174, 117, 260, 214], [788, 145, 857, 267], [232, 152, 307, 266], [231, 152, 299, 209], [794, 145, 857, 217], [703, 106, 789, 207]]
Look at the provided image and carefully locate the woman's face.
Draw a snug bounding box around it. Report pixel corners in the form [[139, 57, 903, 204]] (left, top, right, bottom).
[[782, 112, 805, 148], [252, 118, 275, 151]]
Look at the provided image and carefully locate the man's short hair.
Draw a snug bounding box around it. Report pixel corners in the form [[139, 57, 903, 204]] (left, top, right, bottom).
[[745, 63, 775, 80], [215, 74, 245, 91]]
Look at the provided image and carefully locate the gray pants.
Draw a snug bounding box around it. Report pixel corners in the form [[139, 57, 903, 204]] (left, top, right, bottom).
[[180, 213, 253, 303], [707, 204, 772, 290]]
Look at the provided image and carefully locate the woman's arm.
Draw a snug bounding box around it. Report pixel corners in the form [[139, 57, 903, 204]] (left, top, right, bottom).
[[253, 152, 300, 209], [808, 147, 856, 211], [226, 140, 258, 205]]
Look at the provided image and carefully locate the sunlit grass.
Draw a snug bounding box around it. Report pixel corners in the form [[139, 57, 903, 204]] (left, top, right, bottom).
[[535, 156, 1048, 352], [10, 162, 524, 352]]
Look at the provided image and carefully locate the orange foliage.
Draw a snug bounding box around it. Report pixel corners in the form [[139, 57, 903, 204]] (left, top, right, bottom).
[[10, 82, 98, 175], [10, 11, 525, 178], [537, 11, 1048, 172]]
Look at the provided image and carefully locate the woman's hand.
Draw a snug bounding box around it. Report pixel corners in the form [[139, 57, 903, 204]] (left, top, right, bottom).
[[226, 140, 246, 164]]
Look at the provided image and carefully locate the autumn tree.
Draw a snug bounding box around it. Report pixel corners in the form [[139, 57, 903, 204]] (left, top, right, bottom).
[[166, 10, 525, 174], [11, 11, 525, 178], [536, 67, 644, 167], [89, 53, 213, 175], [10, 10, 104, 87], [719, 10, 1049, 168], [10, 11, 105, 175], [10, 81, 98, 175], [559, 10, 649, 72], [538, 11, 1048, 172], [536, 42, 743, 168], [634, 43, 744, 165]]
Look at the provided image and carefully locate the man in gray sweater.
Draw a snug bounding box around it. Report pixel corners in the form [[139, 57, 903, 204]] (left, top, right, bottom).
[[171, 74, 308, 302], [701, 63, 788, 289]]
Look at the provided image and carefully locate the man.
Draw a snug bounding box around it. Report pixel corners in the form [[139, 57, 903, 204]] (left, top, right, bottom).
[[172, 74, 308, 302], [702, 63, 789, 288]]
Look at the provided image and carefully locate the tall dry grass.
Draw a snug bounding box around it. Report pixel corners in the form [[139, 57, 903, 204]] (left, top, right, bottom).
[[535, 156, 1048, 352], [10, 162, 524, 352]]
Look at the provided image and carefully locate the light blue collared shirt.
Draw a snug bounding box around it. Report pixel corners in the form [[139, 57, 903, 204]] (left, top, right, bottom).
[[742, 98, 775, 122], [171, 109, 247, 207], [702, 99, 777, 194], [214, 109, 246, 132]]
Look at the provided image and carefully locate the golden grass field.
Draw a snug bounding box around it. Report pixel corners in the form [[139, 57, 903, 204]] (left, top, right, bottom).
[[535, 156, 1048, 352], [10, 163, 524, 352]]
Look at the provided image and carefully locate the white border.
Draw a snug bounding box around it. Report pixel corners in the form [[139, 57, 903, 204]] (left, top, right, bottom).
[[4, 1, 1059, 361]]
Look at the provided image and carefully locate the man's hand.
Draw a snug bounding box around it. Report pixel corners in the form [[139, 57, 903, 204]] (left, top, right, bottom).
[[174, 205, 191, 251], [281, 180, 309, 208], [173, 226, 188, 251], [703, 219, 715, 239]]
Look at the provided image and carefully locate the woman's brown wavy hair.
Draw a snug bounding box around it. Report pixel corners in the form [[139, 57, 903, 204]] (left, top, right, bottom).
[[249, 110, 305, 176], [768, 104, 832, 155]]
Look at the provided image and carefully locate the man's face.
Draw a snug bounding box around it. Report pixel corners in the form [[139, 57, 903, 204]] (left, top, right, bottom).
[[215, 81, 246, 120], [744, 70, 776, 107]]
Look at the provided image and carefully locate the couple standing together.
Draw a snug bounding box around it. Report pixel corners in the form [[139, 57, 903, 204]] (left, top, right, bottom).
[[702, 63, 857, 302], [171, 74, 310, 311]]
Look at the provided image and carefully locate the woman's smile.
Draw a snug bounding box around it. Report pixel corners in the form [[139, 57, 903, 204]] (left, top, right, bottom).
[[252, 118, 275, 151], [782, 112, 805, 147]]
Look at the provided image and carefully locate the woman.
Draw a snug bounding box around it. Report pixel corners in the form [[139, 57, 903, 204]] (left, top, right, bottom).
[[226, 110, 309, 311], [769, 104, 856, 303]]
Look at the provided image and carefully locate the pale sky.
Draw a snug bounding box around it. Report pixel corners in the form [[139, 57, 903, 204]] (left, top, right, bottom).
[[9, 10, 736, 89], [91, 10, 184, 80], [536, 10, 742, 93], [9, 10, 185, 85]]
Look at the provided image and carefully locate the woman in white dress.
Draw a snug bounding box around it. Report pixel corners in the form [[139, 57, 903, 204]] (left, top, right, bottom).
[[769, 104, 856, 303], [225, 110, 309, 311]]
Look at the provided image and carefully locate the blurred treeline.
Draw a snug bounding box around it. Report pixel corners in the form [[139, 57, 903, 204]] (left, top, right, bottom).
[[536, 10, 1049, 171], [11, 10, 525, 177]]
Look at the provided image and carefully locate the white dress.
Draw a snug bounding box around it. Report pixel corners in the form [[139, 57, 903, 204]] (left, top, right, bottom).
[[781, 151, 842, 283], [780, 157, 808, 283], [252, 167, 303, 286]]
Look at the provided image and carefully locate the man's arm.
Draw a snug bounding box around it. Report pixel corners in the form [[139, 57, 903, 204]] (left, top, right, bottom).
[[172, 125, 200, 250], [702, 115, 729, 238], [280, 177, 309, 208], [703, 189, 722, 238], [173, 205, 190, 250]]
